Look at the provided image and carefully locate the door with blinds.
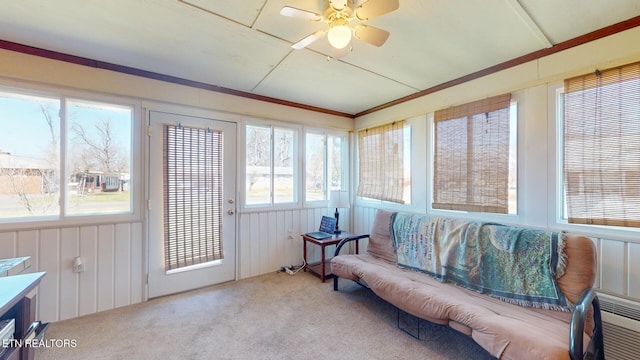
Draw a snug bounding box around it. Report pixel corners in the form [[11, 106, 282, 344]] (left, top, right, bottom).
[[148, 110, 236, 298]]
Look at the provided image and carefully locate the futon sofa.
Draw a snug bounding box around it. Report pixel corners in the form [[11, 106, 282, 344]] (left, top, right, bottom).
[[331, 210, 604, 360]]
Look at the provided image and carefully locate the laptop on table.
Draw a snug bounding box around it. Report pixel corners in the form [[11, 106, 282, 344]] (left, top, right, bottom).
[[305, 216, 337, 240]]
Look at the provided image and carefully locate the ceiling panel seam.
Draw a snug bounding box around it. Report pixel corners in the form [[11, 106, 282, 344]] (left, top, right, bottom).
[[506, 0, 553, 48], [251, 49, 296, 92], [178, 0, 252, 29], [335, 58, 421, 91], [249, 0, 269, 29]]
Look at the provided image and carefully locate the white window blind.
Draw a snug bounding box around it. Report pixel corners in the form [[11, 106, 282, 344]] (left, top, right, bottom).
[[163, 124, 223, 271], [433, 94, 512, 213], [563, 62, 640, 228], [357, 120, 405, 203]]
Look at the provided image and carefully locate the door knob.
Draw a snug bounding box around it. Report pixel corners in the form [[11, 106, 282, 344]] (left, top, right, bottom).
[[228, 209, 235, 215]]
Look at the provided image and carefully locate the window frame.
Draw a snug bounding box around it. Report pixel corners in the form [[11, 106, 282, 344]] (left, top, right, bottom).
[[0, 83, 143, 231], [63, 97, 136, 217], [242, 120, 301, 210], [355, 119, 415, 210], [554, 84, 640, 238], [561, 64, 640, 229], [429, 99, 519, 217], [303, 128, 349, 208]]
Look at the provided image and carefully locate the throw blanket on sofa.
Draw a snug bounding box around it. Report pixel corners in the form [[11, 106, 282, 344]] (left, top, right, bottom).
[[392, 213, 569, 310]]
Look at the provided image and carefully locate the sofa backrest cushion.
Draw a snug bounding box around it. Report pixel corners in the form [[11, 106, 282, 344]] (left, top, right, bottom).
[[366, 210, 397, 263], [392, 213, 571, 310], [557, 234, 597, 306], [364, 210, 596, 310]]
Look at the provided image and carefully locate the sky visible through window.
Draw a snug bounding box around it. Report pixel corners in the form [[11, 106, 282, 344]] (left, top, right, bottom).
[[0, 95, 131, 159], [0, 93, 60, 157]]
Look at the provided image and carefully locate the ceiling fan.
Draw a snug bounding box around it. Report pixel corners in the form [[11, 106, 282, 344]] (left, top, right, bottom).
[[280, 0, 399, 58]]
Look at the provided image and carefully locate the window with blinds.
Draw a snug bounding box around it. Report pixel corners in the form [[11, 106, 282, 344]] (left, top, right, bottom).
[[433, 94, 513, 214], [357, 120, 407, 204], [563, 61, 640, 228], [163, 124, 223, 271]]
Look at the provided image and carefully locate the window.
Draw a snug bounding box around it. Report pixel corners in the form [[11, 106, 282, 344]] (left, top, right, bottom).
[[0, 88, 134, 223], [66, 99, 133, 215], [432, 94, 517, 214], [357, 121, 410, 204], [0, 92, 60, 219], [562, 62, 640, 228], [245, 123, 297, 206], [305, 131, 347, 202]]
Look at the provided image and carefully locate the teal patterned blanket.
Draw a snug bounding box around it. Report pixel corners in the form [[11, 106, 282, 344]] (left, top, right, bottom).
[[391, 213, 569, 311]]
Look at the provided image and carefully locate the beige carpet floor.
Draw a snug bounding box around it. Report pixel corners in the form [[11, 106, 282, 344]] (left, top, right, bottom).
[[36, 271, 495, 360]]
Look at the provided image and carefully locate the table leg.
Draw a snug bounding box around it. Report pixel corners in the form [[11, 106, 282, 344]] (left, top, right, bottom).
[[303, 238, 307, 272], [320, 244, 326, 282]]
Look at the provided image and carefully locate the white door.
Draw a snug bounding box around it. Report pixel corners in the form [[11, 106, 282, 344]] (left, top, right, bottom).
[[148, 110, 236, 298]]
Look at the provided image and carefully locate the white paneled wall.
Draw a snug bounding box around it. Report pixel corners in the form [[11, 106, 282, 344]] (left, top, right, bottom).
[[353, 205, 640, 303], [629, 243, 640, 299], [2, 207, 353, 324], [237, 207, 350, 279], [0, 221, 144, 323], [595, 239, 640, 300]]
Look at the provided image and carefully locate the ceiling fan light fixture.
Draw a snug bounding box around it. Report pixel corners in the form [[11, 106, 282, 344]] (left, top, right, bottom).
[[282, 0, 396, 53], [328, 24, 351, 49]]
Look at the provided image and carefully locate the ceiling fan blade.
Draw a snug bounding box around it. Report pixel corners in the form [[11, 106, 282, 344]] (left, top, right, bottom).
[[291, 29, 327, 49], [354, 0, 399, 21], [353, 24, 389, 47], [280, 6, 322, 21], [332, 45, 350, 59]]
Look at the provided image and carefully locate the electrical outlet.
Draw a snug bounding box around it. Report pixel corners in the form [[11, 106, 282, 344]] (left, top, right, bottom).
[[72, 257, 85, 273]]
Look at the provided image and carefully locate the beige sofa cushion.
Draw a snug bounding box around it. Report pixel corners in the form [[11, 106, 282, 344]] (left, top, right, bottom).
[[557, 234, 597, 334], [365, 210, 597, 309], [331, 253, 589, 360], [365, 210, 397, 263], [557, 234, 596, 306]]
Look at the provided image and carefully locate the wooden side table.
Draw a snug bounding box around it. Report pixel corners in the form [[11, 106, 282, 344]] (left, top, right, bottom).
[[301, 233, 359, 282]]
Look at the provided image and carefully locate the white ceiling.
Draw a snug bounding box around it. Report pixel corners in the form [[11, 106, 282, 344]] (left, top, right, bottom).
[[0, 0, 639, 116]]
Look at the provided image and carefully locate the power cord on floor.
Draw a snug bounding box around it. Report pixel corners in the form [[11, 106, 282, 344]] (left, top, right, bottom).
[[279, 258, 306, 276]]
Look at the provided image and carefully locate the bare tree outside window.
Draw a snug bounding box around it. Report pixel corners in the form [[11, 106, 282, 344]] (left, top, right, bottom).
[[305, 133, 325, 201], [329, 135, 345, 191], [245, 125, 270, 197], [274, 128, 294, 203], [244, 124, 297, 206], [66, 100, 132, 215], [304, 132, 347, 203]]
